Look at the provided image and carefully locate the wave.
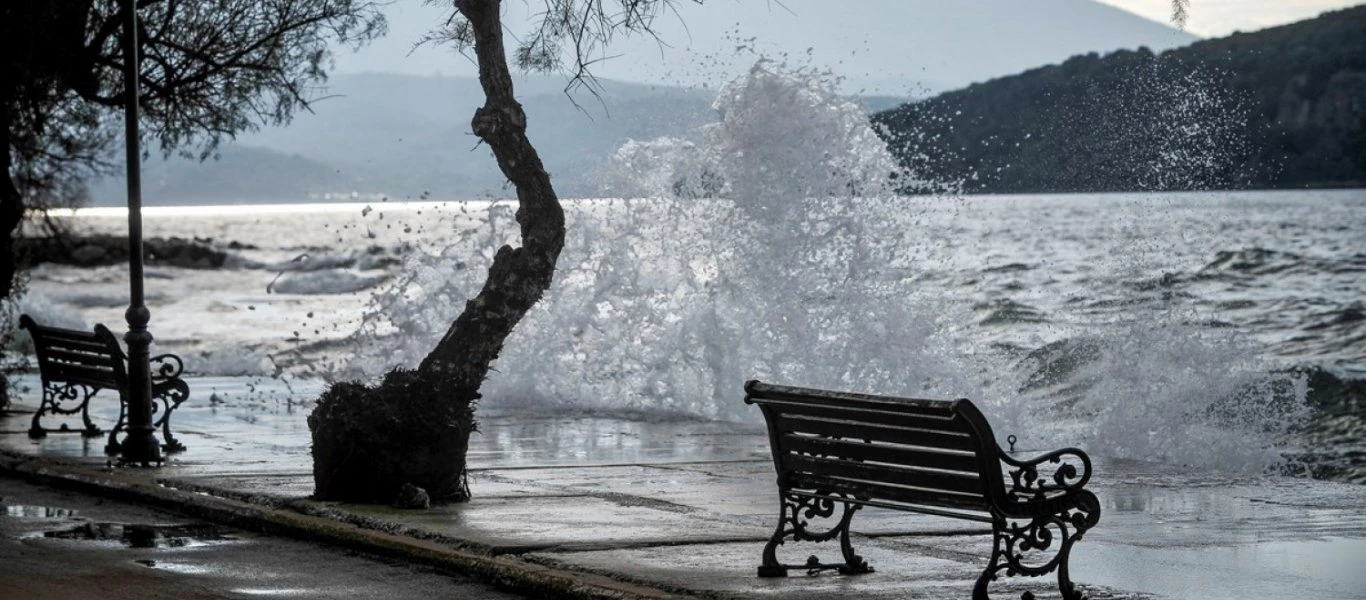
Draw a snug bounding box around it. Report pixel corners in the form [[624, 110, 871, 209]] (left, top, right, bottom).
[[266, 270, 390, 295], [1197, 247, 1365, 279], [974, 298, 1048, 325]]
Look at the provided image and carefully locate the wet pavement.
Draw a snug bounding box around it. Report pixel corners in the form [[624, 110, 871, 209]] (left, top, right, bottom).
[[0, 475, 527, 599], [3, 375, 1366, 599]]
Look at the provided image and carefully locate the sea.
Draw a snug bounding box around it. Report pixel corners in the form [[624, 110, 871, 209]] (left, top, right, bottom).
[[9, 65, 1366, 485]]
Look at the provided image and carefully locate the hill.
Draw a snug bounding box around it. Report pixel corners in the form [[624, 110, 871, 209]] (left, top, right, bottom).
[[89, 72, 917, 205], [343, 0, 1196, 95], [873, 6, 1366, 193], [89, 74, 718, 205]]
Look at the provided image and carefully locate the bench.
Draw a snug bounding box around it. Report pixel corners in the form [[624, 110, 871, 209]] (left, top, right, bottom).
[[20, 315, 189, 453], [745, 380, 1099, 600]]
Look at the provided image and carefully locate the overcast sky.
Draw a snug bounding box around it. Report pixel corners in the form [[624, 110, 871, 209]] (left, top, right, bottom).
[[329, 1, 1363, 92], [1095, 0, 1361, 37]]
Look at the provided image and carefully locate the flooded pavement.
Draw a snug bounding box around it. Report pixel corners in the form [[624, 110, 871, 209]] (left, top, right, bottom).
[[0, 475, 529, 599], [2, 374, 1366, 599]]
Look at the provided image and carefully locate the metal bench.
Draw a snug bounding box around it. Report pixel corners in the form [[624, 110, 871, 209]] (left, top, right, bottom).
[[20, 315, 188, 453], [745, 379, 1099, 600]]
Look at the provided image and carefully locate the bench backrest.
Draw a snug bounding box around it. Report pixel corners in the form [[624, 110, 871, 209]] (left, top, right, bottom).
[[20, 315, 128, 391], [745, 380, 1008, 520]]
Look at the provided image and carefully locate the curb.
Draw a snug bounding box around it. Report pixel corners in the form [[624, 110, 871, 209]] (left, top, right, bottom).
[[0, 449, 702, 600]]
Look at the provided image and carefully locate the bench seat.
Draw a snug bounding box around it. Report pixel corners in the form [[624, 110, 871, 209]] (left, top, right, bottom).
[[21, 315, 188, 454], [746, 379, 1099, 600]]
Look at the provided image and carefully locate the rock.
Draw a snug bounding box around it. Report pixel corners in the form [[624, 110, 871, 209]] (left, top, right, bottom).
[[309, 369, 474, 505], [393, 483, 431, 510], [69, 244, 109, 265], [15, 234, 245, 269]]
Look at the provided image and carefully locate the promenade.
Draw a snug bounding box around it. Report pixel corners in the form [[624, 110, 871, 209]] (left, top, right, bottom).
[[3, 375, 1364, 599]]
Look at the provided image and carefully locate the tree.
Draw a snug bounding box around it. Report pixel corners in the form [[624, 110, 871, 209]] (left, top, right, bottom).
[[307, 0, 1191, 504], [308, 0, 695, 504], [1171, 0, 1190, 30], [1, 0, 385, 404]]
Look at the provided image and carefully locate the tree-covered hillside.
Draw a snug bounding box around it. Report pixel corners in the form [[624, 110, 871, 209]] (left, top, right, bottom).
[[874, 6, 1366, 193]]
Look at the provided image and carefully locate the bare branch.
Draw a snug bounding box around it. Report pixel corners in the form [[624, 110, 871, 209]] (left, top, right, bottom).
[[425, 0, 701, 96], [1171, 0, 1190, 30]]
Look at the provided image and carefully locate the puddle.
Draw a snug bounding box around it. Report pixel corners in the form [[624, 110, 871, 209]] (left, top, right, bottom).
[[141, 560, 218, 574], [44, 522, 232, 548], [6, 504, 79, 518]]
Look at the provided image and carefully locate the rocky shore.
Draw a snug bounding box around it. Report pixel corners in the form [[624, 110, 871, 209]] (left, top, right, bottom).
[[16, 235, 250, 269]]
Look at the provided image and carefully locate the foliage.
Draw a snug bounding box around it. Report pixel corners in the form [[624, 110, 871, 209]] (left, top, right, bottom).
[[308, 0, 701, 504], [1, 0, 384, 408], [309, 369, 476, 502], [3, 0, 384, 213], [873, 6, 1366, 193], [426, 0, 698, 93], [1171, 0, 1190, 30]]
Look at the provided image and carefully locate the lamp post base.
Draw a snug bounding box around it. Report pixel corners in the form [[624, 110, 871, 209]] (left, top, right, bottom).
[[117, 429, 163, 467]]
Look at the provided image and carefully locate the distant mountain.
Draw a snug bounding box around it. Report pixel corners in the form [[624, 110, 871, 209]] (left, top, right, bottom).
[[89, 73, 719, 205], [90, 72, 911, 205], [873, 6, 1366, 193], [340, 0, 1198, 95], [87, 0, 1205, 206], [130, 146, 363, 204]]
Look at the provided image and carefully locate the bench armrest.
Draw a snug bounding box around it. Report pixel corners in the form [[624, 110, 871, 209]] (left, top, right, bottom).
[[150, 353, 185, 379], [998, 447, 1093, 502], [149, 354, 189, 404]]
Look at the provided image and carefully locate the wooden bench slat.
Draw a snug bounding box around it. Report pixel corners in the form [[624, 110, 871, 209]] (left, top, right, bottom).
[[748, 380, 1097, 595], [35, 335, 114, 354], [751, 396, 955, 419], [784, 453, 985, 496], [36, 346, 123, 368], [789, 472, 990, 512], [40, 362, 124, 387], [779, 434, 981, 473], [774, 414, 979, 452], [765, 401, 966, 434], [27, 323, 101, 337], [747, 381, 955, 414], [785, 489, 995, 523], [22, 315, 190, 453]]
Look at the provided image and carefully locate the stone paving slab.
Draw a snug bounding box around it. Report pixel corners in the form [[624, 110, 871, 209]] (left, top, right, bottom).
[[481, 462, 990, 536], [333, 494, 773, 553], [531, 537, 1143, 600], [466, 412, 770, 468], [0, 474, 530, 600], [487, 463, 775, 515], [165, 471, 556, 502], [5, 376, 1366, 599]]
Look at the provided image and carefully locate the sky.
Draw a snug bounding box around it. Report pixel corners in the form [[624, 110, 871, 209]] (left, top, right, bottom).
[[1094, 0, 1362, 37], [329, 1, 1363, 93]]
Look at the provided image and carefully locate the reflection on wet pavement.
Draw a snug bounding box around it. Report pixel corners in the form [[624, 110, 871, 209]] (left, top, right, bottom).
[[3, 374, 1365, 599], [0, 475, 529, 599], [43, 522, 231, 548], [7, 505, 78, 518]]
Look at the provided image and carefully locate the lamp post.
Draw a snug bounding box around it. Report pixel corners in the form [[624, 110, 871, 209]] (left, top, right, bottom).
[[118, 0, 162, 466]]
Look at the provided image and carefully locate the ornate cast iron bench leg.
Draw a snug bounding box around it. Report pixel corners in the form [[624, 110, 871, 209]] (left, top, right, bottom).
[[152, 390, 188, 452], [30, 383, 104, 439], [758, 492, 873, 578], [151, 354, 189, 452], [105, 354, 190, 454], [104, 394, 187, 454], [973, 491, 1101, 600], [105, 398, 128, 454]]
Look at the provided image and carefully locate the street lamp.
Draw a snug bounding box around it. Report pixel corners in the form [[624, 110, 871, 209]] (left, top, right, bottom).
[[118, 0, 162, 466]]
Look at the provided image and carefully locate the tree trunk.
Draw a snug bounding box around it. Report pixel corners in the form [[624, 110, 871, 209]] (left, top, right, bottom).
[[1, 65, 23, 303], [418, 0, 566, 395], [309, 0, 565, 504], [1, 63, 22, 411]]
